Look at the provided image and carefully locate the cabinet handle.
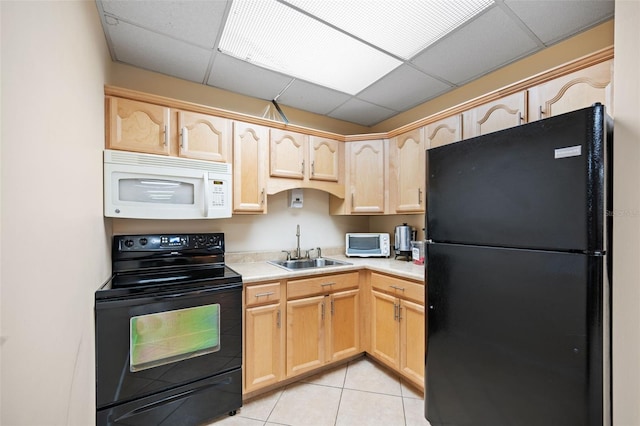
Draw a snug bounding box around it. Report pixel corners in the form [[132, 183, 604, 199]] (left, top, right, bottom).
[[390, 285, 405, 291], [163, 124, 169, 146], [301, 160, 305, 175], [418, 188, 423, 204], [518, 112, 524, 124], [539, 105, 545, 120], [321, 282, 336, 287], [261, 189, 265, 205], [398, 305, 403, 321], [254, 291, 275, 298], [331, 299, 335, 316], [393, 303, 398, 321], [180, 126, 188, 148], [276, 309, 281, 328], [311, 161, 315, 176], [321, 302, 325, 320], [351, 192, 355, 207]]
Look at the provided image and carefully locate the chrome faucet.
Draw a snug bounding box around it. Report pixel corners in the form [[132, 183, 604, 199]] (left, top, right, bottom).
[[294, 224, 301, 259]]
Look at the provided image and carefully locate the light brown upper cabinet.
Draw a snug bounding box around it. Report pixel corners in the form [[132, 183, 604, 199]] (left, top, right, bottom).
[[106, 97, 172, 156], [331, 139, 387, 215], [528, 59, 613, 121], [463, 91, 527, 139], [233, 121, 269, 214], [268, 130, 342, 194], [389, 128, 425, 214], [270, 130, 341, 182], [269, 129, 308, 179], [107, 97, 232, 161], [425, 114, 463, 149], [309, 136, 340, 182], [177, 111, 231, 162]]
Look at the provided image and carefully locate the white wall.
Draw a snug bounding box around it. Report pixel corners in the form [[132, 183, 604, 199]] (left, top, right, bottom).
[[0, 1, 111, 425], [112, 189, 369, 254], [612, 2, 640, 424]]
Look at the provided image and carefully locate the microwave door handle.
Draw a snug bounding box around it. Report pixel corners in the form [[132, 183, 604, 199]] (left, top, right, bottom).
[[203, 172, 211, 218]]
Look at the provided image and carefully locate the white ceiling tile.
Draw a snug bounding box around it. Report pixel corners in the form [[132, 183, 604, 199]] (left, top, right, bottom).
[[107, 20, 212, 83], [505, 0, 614, 45], [276, 80, 352, 115], [328, 98, 397, 127], [357, 65, 453, 111], [96, 0, 613, 127], [100, 0, 229, 48], [411, 7, 539, 85], [207, 53, 293, 100]]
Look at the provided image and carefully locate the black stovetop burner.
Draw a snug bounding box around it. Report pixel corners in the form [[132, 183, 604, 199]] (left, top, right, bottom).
[[97, 232, 242, 300]]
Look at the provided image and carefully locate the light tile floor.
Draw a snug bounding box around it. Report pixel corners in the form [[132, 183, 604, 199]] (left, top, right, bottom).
[[207, 356, 431, 426]]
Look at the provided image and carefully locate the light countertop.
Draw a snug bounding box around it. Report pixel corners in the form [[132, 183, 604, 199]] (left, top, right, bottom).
[[228, 254, 425, 284]]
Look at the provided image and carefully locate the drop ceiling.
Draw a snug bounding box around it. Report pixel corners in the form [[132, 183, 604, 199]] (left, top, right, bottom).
[[96, 0, 614, 127]]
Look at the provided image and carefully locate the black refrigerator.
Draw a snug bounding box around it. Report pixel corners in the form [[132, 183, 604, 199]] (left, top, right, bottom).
[[424, 104, 612, 426]]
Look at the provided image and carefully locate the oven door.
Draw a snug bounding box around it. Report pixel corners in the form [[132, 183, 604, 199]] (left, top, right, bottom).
[[95, 282, 242, 409]]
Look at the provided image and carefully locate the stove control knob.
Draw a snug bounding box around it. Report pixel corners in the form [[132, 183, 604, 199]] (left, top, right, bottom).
[[124, 239, 134, 248], [139, 238, 148, 246]]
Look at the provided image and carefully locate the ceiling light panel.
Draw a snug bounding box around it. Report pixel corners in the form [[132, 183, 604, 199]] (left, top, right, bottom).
[[286, 0, 495, 59], [219, 0, 402, 95]]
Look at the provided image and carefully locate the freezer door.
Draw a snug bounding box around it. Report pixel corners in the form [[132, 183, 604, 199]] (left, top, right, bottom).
[[426, 104, 610, 252], [425, 243, 607, 426]]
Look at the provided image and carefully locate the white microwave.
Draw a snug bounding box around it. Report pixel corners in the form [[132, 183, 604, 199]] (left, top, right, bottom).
[[104, 149, 232, 220], [345, 233, 390, 257]]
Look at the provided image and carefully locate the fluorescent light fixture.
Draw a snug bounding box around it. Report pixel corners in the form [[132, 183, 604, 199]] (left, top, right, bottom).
[[286, 0, 495, 60], [219, 0, 402, 94], [219, 0, 493, 95]]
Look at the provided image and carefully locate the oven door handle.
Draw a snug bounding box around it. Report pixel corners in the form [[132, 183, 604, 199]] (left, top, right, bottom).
[[157, 284, 240, 300], [96, 282, 242, 308]]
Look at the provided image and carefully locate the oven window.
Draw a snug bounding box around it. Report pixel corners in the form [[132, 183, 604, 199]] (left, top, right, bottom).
[[130, 304, 220, 372], [349, 236, 381, 250], [119, 178, 195, 205]]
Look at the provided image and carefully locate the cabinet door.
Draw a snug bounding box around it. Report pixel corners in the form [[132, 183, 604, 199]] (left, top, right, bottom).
[[370, 290, 399, 368], [328, 289, 360, 362], [245, 303, 283, 392], [177, 111, 231, 162], [399, 299, 425, 388], [463, 92, 526, 139], [107, 97, 171, 155], [389, 129, 425, 213], [528, 59, 613, 121], [270, 129, 307, 179], [233, 121, 268, 213], [286, 296, 325, 377], [425, 114, 462, 149], [309, 137, 340, 182], [349, 140, 386, 214]]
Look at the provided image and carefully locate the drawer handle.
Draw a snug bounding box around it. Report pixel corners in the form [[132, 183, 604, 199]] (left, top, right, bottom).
[[321, 282, 336, 287], [254, 291, 275, 298], [390, 285, 405, 291]]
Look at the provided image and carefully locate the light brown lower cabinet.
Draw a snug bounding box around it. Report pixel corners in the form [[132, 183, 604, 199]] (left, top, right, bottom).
[[243, 270, 424, 396], [244, 281, 284, 393], [286, 285, 360, 377], [369, 272, 425, 389]]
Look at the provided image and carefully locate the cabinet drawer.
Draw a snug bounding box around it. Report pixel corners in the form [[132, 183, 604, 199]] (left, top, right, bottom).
[[245, 282, 281, 307], [370, 273, 424, 304], [287, 272, 359, 299]]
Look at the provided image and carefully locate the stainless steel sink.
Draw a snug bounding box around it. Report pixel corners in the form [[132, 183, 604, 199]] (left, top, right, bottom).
[[267, 258, 352, 271]]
